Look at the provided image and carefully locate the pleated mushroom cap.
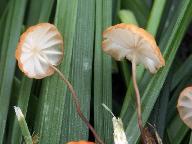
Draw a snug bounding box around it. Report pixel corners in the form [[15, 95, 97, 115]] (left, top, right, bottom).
[[177, 87, 192, 129], [15, 23, 64, 79], [102, 23, 165, 73], [67, 141, 95, 144]]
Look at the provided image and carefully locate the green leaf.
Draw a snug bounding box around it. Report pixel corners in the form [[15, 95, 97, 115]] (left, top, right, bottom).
[[94, 0, 113, 143], [0, 1, 10, 51], [6, 0, 55, 143], [189, 132, 192, 144], [167, 115, 189, 144], [0, 0, 8, 17], [171, 54, 192, 90], [59, 0, 95, 142], [167, 77, 192, 125], [14, 106, 33, 144], [121, 0, 149, 27], [118, 10, 138, 25], [148, 70, 173, 139], [125, 0, 192, 143], [0, 0, 27, 142], [146, 0, 166, 36], [8, 77, 32, 144], [34, 0, 78, 143]]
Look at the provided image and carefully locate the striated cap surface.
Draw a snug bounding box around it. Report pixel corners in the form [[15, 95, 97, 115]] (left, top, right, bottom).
[[15, 23, 64, 79], [102, 23, 165, 73]]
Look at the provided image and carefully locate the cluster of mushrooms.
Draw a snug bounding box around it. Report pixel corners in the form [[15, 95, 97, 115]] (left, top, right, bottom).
[[15, 22, 192, 144]]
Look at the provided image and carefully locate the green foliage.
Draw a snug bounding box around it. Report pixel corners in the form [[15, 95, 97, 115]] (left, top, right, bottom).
[[0, 0, 192, 144]]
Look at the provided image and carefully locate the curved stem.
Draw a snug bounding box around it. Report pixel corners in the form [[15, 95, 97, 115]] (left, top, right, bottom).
[[50, 65, 104, 144], [131, 61, 146, 143]]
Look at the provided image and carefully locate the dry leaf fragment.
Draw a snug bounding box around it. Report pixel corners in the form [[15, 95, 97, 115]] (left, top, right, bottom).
[[102, 104, 128, 144]]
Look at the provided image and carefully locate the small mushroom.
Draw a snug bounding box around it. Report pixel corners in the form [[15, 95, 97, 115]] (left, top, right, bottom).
[[177, 86, 192, 128], [102, 23, 165, 143], [67, 141, 95, 144], [103, 23, 165, 73], [15, 23, 64, 79], [15, 23, 104, 144]]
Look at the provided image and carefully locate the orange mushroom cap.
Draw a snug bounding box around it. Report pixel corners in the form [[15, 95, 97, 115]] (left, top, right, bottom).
[[177, 86, 192, 129], [15, 23, 64, 79], [67, 141, 95, 144], [102, 23, 165, 73]]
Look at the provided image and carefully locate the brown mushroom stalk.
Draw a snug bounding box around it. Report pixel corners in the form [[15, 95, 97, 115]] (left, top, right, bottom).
[[131, 60, 145, 143], [50, 65, 104, 144]]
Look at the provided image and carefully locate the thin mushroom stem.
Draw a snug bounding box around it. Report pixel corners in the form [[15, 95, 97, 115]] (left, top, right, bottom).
[[50, 65, 104, 144], [131, 61, 146, 143]]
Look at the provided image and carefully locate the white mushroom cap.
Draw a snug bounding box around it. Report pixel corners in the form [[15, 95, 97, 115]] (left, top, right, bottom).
[[177, 87, 192, 129], [15, 23, 64, 79], [102, 23, 165, 73]]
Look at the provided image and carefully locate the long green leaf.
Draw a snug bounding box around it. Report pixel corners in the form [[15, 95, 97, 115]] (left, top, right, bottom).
[[148, 70, 173, 139], [94, 0, 113, 143], [0, 0, 26, 142], [146, 0, 166, 36], [167, 115, 189, 144], [171, 54, 192, 90], [34, 0, 78, 143], [125, 0, 192, 143], [0, 0, 8, 17], [167, 77, 192, 125], [60, 0, 95, 142], [8, 77, 32, 144], [189, 132, 192, 144], [121, 0, 149, 27], [0, 1, 10, 51], [6, 0, 55, 143]]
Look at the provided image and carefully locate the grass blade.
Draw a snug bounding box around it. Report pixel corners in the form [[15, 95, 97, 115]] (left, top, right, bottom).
[[171, 54, 192, 90], [14, 106, 33, 144], [94, 0, 113, 143], [146, 0, 166, 36], [0, 0, 8, 17], [0, 0, 27, 142], [59, 0, 95, 142], [6, 0, 55, 143], [8, 77, 33, 144], [121, 0, 149, 27], [34, 0, 78, 143], [148, 70, 173, 139], [167, 115, 189, 144]]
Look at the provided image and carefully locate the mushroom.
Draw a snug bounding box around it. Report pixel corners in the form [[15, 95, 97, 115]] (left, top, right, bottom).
[[15, 23, 64, 79], [177, 86, 192, 129], [15, 23, 104, 144], [102, 23, 165, 142], [67, 141, 95, 144]]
